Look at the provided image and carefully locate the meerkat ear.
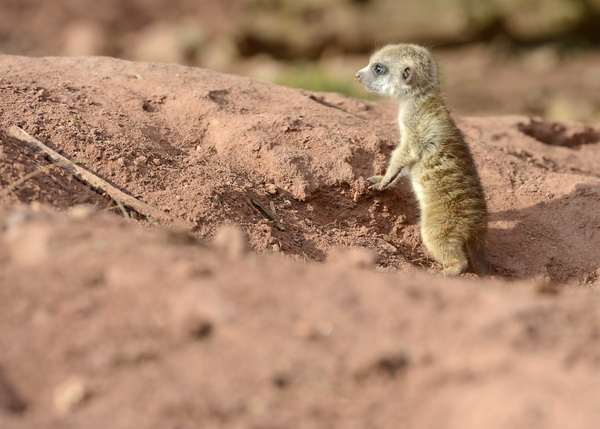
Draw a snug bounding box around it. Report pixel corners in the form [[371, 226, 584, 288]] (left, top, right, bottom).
[[402, 66, 413, 83]]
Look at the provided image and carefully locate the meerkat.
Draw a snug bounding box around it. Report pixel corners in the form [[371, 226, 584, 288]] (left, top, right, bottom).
[[355, 43, 488, 276]]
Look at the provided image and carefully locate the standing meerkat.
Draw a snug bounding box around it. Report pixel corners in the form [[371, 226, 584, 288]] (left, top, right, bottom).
[[355, 43, 488, 276]]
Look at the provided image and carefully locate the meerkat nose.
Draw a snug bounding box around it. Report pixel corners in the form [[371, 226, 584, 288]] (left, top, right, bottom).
[[354, 71, 362, 81]]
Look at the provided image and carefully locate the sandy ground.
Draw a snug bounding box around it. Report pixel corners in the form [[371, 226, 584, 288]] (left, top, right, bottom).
[[1, 55, 600, 428]]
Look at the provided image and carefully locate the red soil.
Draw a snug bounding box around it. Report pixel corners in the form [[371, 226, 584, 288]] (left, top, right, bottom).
[[1, 55, 600, 428]]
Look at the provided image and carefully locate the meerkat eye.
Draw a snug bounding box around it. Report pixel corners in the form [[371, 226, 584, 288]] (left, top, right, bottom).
[[373, 64, 386, 75]]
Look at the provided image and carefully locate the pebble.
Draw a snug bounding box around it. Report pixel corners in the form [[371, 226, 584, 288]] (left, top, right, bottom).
[[265, 184, 278, 195], [68, 204, 98, 220], [294, 320, 333, 340], [53, 376, 89, 416], [212, 224, 248, 259], [181, 316, 213, 340], [0, 375, 27, 413], [378, 239, 398, 254]]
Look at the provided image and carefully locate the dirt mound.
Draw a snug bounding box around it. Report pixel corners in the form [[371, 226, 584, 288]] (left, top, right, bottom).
[[2, 55, 599, 283], [1, 55, 600, 427]]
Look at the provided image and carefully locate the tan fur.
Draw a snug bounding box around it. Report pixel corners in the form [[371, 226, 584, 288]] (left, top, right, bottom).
[[355, 44, 488, 276]]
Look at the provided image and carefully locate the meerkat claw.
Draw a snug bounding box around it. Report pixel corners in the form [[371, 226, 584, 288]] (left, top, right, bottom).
[[370, 182, 391, 191], [368, 173, 402, 191], [367, 175, 384, 184], [368, 176, 390, 191]]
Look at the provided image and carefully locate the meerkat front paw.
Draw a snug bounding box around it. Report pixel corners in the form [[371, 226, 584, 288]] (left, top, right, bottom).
[[367, 175, 384, 184], [369, 182, 388, 191], [367, 175, 389, 191]]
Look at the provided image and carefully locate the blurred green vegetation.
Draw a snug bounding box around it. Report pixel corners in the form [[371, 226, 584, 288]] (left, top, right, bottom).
[[236, 0, 600, 114], [273, 61, 374, 98]]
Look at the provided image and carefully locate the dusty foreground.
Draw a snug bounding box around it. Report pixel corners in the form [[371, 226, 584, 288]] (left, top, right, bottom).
[[1, 55, 600, 428]]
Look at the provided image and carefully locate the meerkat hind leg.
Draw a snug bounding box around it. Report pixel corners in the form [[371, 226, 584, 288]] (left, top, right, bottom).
[[441, 258, 469, 276], [423, 236, 469, 276]]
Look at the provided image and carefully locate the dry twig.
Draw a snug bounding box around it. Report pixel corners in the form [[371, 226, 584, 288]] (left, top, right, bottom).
[[250, 198, 286, 231]]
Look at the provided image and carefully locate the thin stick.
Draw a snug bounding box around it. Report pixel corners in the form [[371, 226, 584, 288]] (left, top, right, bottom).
[[250, 198, 286, 231], [115, 198, 130, 219], [8, 125, 189, 228]]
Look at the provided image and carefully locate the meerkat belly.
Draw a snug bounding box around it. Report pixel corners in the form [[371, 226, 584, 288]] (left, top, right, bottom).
[[409, 165, 483, 228], [408, 171, 426, 204]]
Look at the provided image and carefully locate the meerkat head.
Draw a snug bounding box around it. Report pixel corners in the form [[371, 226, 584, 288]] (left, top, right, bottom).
[[355, 44, 439, 100]]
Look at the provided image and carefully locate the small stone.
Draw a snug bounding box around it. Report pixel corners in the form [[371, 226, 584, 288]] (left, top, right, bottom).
[[53, 376, 89, 416], [378, 239, 398, 254], [0, 374, 27, 414], [294, 320, 333, 340], [134, 155, 147, 165], [182, 316, 213, 340], [354, 350, 410, 381], [68, 204, 97, 220], [265, 184, 278, 195], [35, 89, 49, 100], [213, 224, 248, 259], [272, 371, 291, 389]]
